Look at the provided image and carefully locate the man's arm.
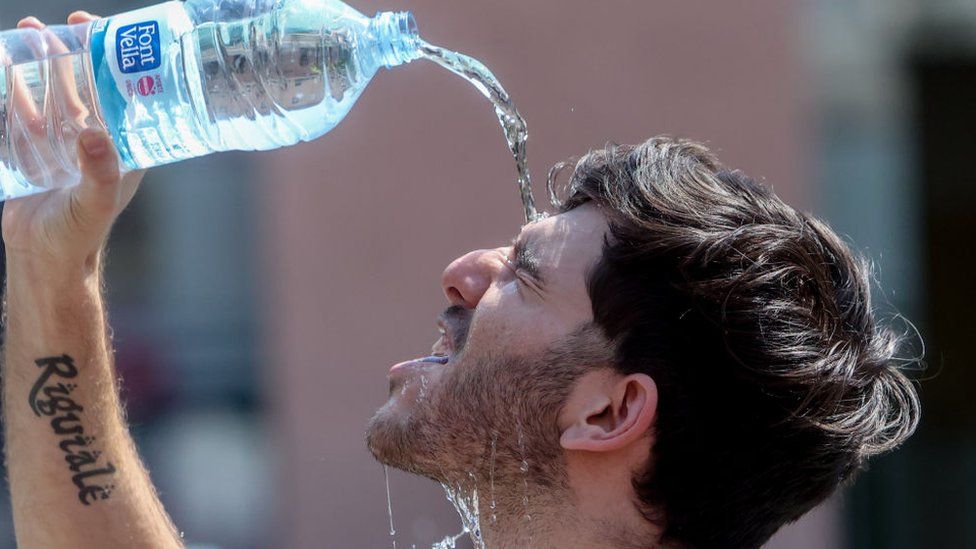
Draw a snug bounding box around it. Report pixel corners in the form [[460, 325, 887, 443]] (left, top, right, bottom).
[[4, 258, 181, 547], [2, 13, 180, 547]]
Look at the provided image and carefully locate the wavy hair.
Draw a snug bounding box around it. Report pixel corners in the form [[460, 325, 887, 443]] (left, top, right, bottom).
[[551, 137, 921, 548]]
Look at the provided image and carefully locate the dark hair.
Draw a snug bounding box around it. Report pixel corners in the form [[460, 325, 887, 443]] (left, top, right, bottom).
[[552, 137, 920, 548]]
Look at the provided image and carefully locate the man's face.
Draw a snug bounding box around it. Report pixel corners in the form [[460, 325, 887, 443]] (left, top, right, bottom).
[[366, 204, 610, 489]]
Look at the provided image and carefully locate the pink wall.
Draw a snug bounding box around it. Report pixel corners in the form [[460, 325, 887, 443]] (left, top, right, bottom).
[[260, 0, 814, 546]]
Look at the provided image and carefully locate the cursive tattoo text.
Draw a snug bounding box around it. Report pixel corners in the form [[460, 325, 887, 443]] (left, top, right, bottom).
[[28, 354, 116, 505]]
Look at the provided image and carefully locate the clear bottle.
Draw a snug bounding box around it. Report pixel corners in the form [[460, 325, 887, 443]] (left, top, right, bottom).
[[0, 0, 421, 201]]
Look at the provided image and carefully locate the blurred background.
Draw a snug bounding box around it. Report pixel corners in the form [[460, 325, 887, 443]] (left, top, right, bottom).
[[0, 0, 973, 547]]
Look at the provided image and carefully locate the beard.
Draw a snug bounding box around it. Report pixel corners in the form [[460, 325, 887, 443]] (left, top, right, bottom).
[[366, 308, 610, 500]]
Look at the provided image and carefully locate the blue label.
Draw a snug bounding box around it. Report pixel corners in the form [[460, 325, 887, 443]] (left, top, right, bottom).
[[115, 21, 161, 74]]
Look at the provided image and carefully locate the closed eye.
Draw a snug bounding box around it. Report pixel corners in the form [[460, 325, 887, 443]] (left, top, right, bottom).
[[508, 236, 546, 298], [510, 236, 544, 283]]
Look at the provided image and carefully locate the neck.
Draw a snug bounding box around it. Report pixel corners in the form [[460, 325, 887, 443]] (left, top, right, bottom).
[[439, 475, 659, 549]]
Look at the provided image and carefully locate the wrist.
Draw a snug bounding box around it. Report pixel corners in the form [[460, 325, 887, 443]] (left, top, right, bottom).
[[5, 249, 102, 288], [5, 253, 103, 309], [4, 254, 104, 353]]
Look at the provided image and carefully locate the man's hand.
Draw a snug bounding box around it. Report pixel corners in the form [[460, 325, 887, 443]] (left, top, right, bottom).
[[2, 12, 143, 276]]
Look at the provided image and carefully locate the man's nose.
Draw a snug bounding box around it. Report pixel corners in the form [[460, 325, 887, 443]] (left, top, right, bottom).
[[441, 248, 508, 309]]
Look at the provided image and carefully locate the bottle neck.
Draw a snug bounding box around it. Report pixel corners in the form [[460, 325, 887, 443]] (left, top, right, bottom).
[[370, 11, 421, 68]]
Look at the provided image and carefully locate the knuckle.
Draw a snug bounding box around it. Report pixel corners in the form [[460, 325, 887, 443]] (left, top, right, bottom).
[[67, 192, 92, 227], [90, 169, 117, 187]]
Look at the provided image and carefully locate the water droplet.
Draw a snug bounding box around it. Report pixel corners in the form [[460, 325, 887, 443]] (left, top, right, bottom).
[[489, 435, 498, 515], [383, 465, 397, 548], [418, 375, 430, 401]]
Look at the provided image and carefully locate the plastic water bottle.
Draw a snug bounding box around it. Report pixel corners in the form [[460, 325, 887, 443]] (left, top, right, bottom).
[[0, 0, 421, 201]]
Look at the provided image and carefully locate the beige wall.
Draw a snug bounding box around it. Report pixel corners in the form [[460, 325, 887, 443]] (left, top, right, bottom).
[[260, 0, 820, 546]]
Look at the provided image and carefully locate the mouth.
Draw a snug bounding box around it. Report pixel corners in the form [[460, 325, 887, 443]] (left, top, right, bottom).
[[388, 318, 456, 375]]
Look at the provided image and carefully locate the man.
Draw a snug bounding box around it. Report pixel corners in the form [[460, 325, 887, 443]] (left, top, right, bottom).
[[2, 13, 919, 548]]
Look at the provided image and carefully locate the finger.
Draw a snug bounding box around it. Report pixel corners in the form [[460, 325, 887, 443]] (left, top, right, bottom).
[[67, 11, 99, 24], [75, 129, 123, 220], [67, 12, 98, 47], [17, 16, 44, 29], [1, 46, 45, 177], [11, 18, 46, 138]]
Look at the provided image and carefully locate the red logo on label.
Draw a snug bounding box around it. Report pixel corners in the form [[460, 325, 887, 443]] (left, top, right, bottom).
[[136, 76, 156, 96], [125, 75, 163, 98]]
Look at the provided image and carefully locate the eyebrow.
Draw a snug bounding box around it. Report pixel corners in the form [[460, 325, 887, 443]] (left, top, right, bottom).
[[511, 232, 547, 286]]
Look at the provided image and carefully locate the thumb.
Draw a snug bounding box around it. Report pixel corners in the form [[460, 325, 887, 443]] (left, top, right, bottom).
[[75, 129, 123, 224]]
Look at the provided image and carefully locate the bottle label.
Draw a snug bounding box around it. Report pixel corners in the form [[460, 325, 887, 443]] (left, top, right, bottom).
[[115, 21, 162, 74], [89, 2, 194, 167]]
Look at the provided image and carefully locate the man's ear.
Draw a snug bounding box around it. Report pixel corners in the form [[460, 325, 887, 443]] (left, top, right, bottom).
[[559, 370, 657, 452]]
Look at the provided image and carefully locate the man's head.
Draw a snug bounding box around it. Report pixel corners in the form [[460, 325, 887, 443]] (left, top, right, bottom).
[[366, 136, 920, 547]]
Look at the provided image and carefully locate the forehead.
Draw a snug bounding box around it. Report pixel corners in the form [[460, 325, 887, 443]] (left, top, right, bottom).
[[519, 203, 608, 302]]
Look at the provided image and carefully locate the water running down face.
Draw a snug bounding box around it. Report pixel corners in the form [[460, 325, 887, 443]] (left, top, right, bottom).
[[366, 204, 614, 503]]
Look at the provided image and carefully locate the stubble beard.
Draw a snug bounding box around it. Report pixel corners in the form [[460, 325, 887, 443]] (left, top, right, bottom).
[[366, 349, 565, 486], [366, 324, 610, 515]]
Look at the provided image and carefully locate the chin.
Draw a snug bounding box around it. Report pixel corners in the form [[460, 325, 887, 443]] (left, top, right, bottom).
[[365, 406, 439, 479], [365, 372, 437, 468], [365, 350, 471, 479], [364, 406, 400, 465]]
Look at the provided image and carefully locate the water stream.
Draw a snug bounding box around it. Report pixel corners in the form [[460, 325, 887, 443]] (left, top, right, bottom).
[[418, 42, 541, 224], [384, 465, 397, 549], [383, 40, 545, 549]]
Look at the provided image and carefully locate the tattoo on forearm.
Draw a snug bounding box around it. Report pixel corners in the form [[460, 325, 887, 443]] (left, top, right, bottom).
[[28, 354, 117, 505]]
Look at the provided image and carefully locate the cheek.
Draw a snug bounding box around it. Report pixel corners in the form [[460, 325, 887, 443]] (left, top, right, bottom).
[[464, 283, 563, 358]]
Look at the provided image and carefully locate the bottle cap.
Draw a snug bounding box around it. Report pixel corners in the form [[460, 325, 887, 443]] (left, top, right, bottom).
[[372, 11, 420, 67]]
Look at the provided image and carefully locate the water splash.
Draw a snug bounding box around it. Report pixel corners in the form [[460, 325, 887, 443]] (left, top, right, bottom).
[[384, 465, 397, 549], [432, 528, 469, 549], [441, 480, 485, 549], [418, 41, 541, 224]]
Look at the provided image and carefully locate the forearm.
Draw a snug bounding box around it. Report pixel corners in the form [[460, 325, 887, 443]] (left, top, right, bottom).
[[3, 255, 181, 548]]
